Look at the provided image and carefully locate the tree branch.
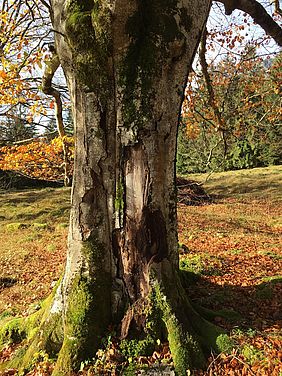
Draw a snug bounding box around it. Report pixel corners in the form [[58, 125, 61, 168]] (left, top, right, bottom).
[[274, 0, 282, 17], [215, 0, 282, 46], [41, 46, 71, 186], [41, 46, 65, 138], [199, 27, 226, 132]]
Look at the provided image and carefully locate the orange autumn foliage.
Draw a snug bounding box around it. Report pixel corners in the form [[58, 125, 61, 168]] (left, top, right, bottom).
[[0, 136, 74, 181]]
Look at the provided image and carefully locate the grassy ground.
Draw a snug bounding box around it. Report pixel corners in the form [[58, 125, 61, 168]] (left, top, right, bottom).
[[179, 165, 282, 375], [0, 188, 70, 317], [0, 165, 281, 375]]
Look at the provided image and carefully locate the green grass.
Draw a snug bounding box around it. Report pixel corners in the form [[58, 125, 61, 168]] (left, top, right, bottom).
[[0, 187, 71, 315], [188, 165, 282, 201]]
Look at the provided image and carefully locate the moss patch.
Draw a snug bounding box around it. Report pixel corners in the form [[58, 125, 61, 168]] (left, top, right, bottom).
[[216, 334, 234, 353], [6, 223, 27, 231], [120, 0, 189, 129], [32, 223, 48, 230], [65, 0, 112, 100], [114, 176, 125, 224], [241, 344, 264, 365], [120, 336, 155, 358], [0, 317, 26, 347], [53, 236, 112, 374]]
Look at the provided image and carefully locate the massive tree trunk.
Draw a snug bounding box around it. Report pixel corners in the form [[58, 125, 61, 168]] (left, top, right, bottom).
[[0, 1, 227, 375]]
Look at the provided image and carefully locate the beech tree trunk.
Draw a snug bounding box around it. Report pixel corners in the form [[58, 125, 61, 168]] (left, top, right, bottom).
[[1, 1, 227, 375], [49, 0, 216, 374], [1, 1, 281, 374]]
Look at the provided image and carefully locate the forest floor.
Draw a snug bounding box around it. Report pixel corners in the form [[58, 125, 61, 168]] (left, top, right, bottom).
[[0, 165, 281, 375]]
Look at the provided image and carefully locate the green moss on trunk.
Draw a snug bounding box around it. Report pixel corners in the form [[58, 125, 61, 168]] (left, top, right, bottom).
[[52, 237, 112, 374], [65, 0, 112, 100], [120, 0, 190, 128]]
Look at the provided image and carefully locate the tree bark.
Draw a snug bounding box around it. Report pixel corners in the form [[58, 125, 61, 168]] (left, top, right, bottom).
[[52, 1, 216, 374], [1, 1, 228, 375]]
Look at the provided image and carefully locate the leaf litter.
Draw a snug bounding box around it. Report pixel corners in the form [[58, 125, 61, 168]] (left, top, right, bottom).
[[0, 170, 281, 375]]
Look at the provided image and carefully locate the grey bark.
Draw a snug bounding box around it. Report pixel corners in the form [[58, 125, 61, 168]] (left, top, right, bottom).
[[51, 0, 209, 306], [47, 0, 212, 372]]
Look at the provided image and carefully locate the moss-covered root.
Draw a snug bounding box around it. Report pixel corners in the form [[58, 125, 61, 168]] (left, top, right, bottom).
[[154, 284, 205, 375], [166, 314, 205, 375], [0, 295, 53, 353], [18, 312, 63, 373], [0, 317, 31, 354], [152, 266, 232, 376], [51, 338, 79, 375], [0, 283, 63, 374], [51, 274, 112, 376]]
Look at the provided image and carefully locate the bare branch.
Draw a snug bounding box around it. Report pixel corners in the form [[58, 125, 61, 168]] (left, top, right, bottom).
[[274, 0, 282, 16], [199, 27, 226, 132], [37, 0, 51, 12], [41, 46, 65, 138], [215, 0, 282, 46], [41, 46, 71, 186]]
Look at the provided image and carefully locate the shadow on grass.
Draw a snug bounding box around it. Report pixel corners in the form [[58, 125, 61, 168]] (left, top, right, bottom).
[[13, 206, 70, 221], [0, 188, 71, 222], [206, 181, 282, 200], [180, 270, 282, 332], [0, 189, 61, 205]]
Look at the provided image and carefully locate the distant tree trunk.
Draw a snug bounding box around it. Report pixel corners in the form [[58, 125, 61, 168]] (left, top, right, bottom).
[[1, 1, 226, 375]]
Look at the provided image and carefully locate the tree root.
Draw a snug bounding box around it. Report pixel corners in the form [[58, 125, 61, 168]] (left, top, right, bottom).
[[0, 266, 233, 376], [0, 283, 63, 374], [150, 262, 229, 375]]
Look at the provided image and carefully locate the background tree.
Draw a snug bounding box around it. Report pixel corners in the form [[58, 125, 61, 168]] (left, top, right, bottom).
[[0, 104, 38, 144], [178, 2, 282, 173], [0, 136, 74, 180], [0, 1, 73, 185], [0, 1, 281, 376], [0, 0, 50, 120]]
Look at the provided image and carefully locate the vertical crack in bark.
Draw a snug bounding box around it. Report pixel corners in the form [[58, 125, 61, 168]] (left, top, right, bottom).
[[138, 207, 169, 264]]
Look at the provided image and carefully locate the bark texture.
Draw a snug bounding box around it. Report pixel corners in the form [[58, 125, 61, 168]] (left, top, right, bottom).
[[1, 1, 227, 375], [53, 1, 215, 373]]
